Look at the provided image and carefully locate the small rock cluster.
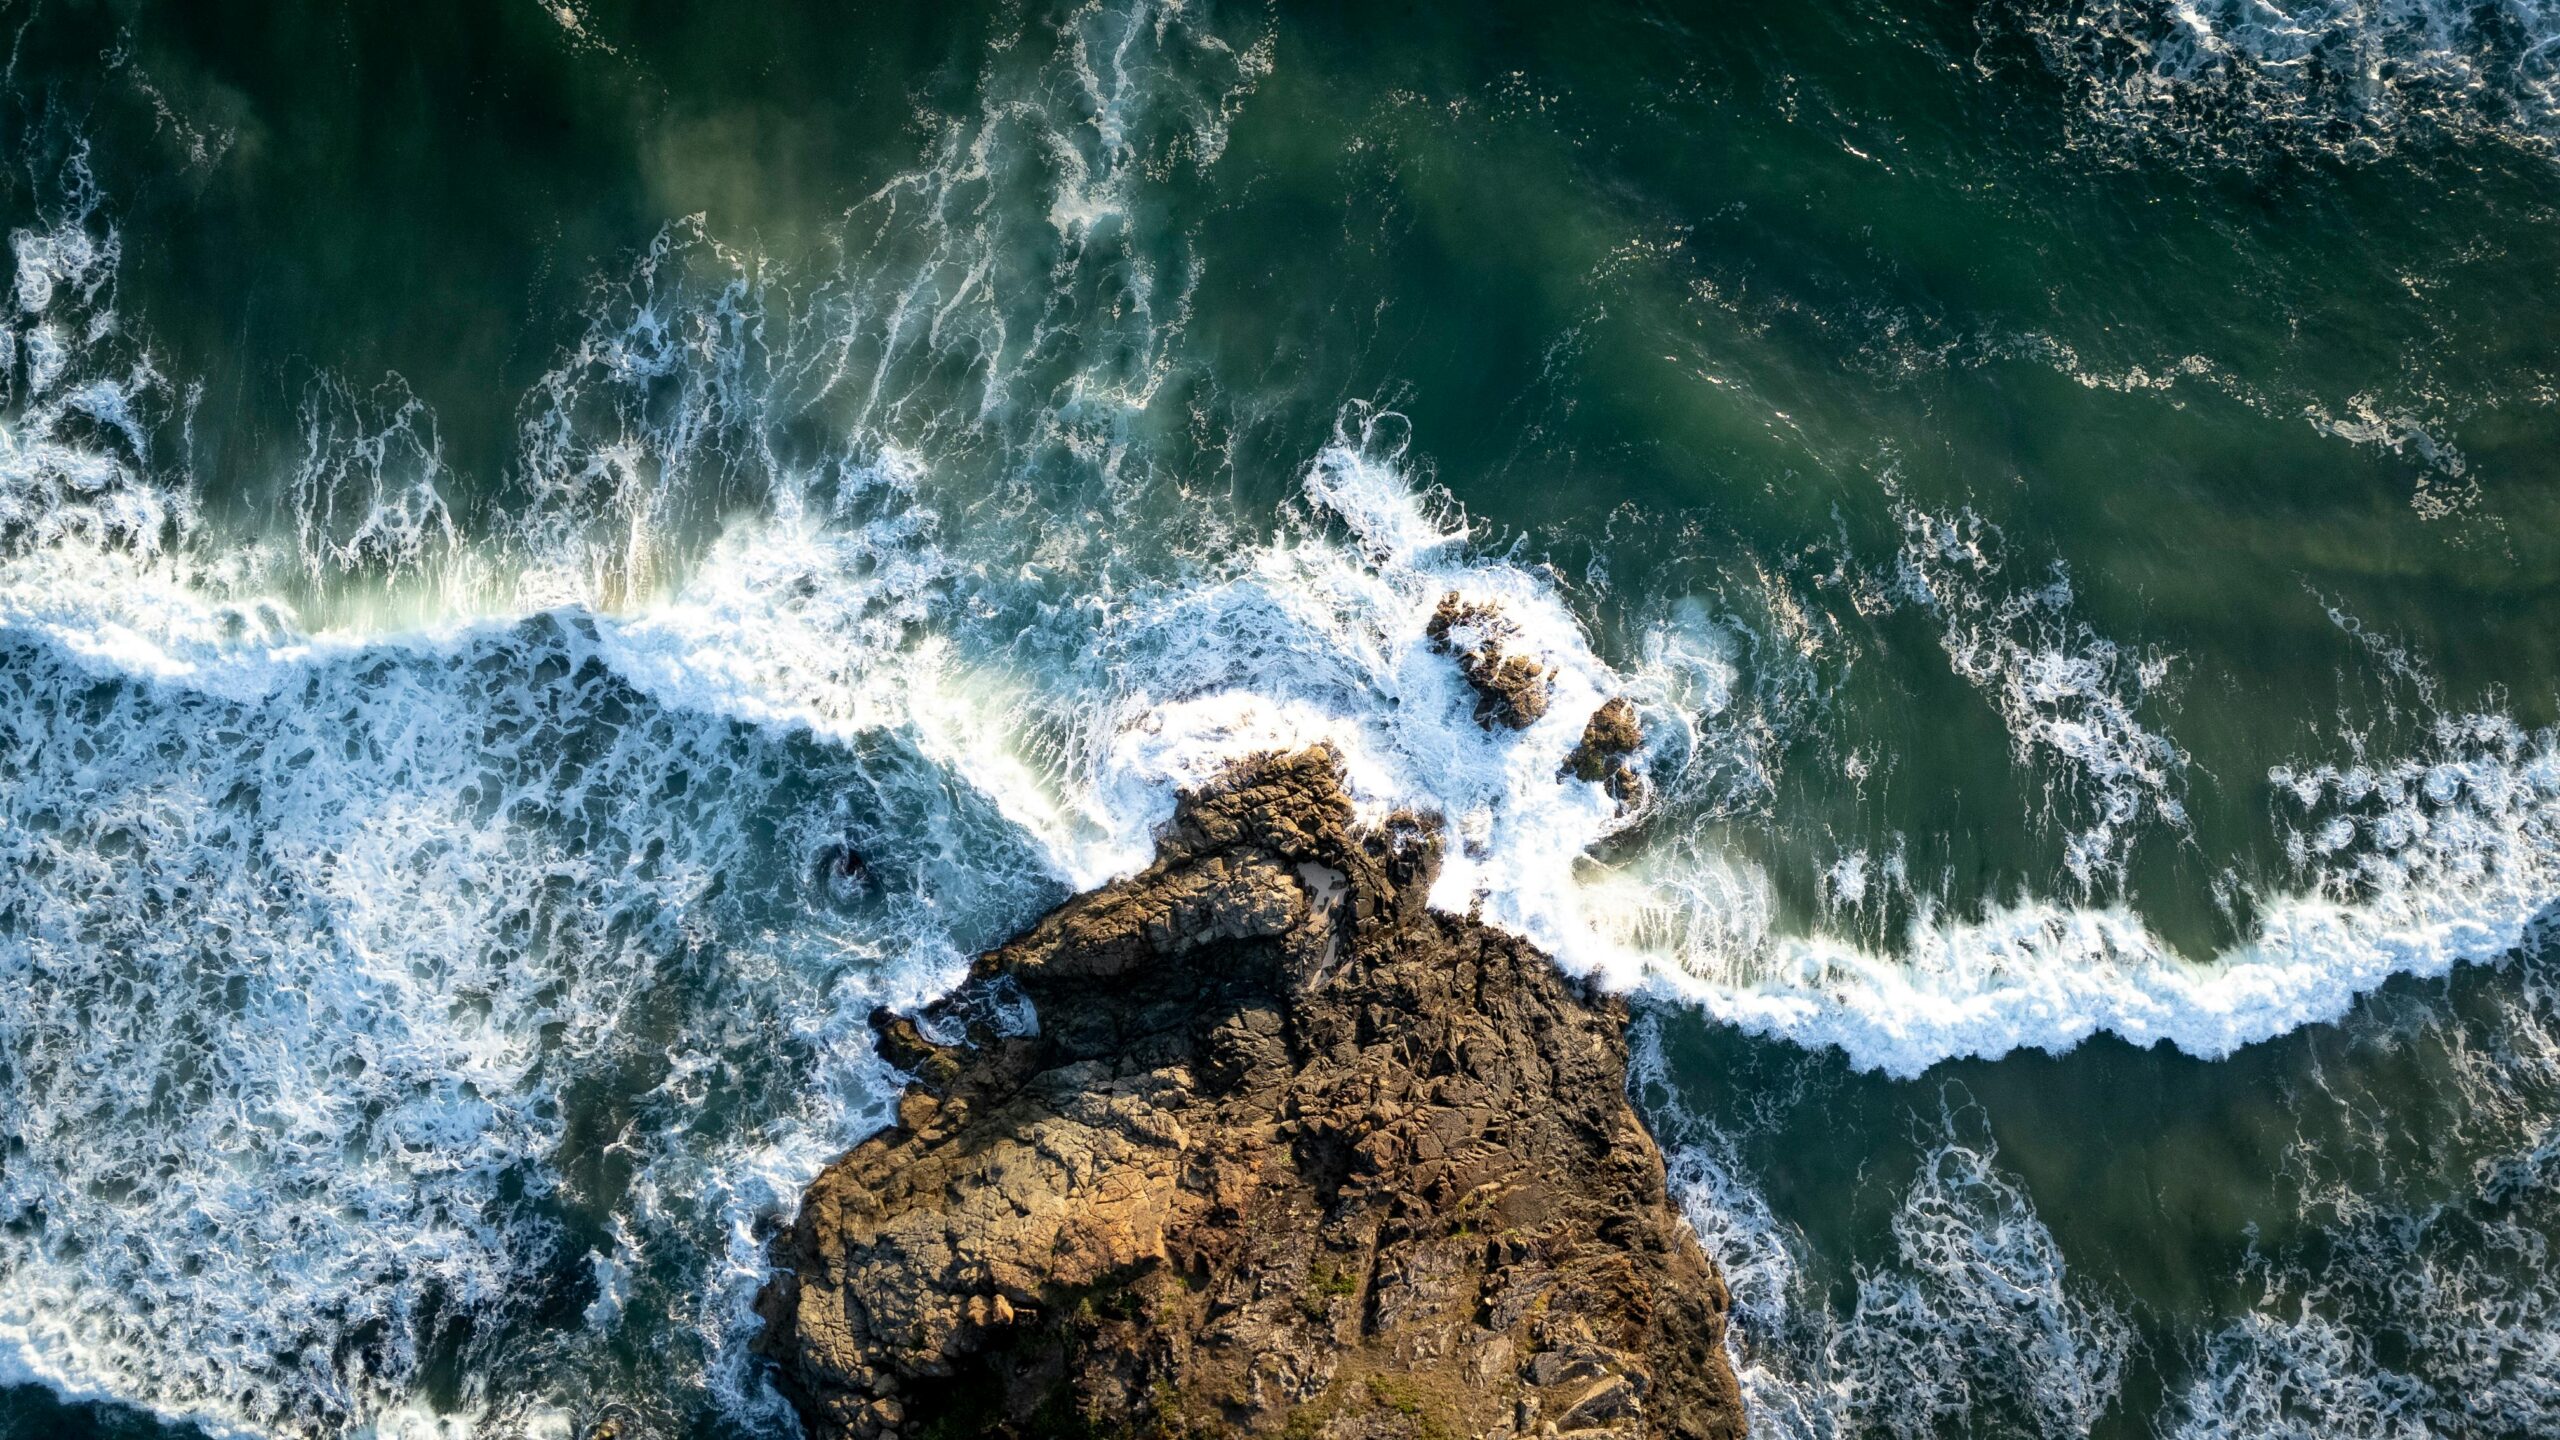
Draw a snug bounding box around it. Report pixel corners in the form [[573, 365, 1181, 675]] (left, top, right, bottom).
[[1426, 593, 1647, 814], [755, 748, 1743, 1440], [1426, 593, 1553, 730]]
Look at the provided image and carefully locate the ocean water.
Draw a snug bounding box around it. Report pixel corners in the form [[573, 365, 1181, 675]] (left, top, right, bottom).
[[0, 1, 2555, 1436]]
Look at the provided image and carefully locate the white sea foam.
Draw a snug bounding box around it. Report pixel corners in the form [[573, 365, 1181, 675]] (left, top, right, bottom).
[[0, 5, 1272, 1435], [1031, 417, 1673, 952], [2163, 951, 2560, 1438], [16, 351, 2560, 1434], [2020, 0, 2560, 163], [0, 549, 1056, 1435], [290, 372, 459, 589], [12, 4, 2560, 1436], [998, 428, 2560, 1083], [1888, 501, 2189, 893], [1629, 711, 2560, 1076], [1642, 958, 2560, 1440], [0, 151, 191, 562], [2173, 1309, 2438, 1440], [1632, 1032, 2132, 1440]]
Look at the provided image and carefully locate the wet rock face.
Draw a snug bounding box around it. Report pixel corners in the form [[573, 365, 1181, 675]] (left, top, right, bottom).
[[755, 749, 1745, 1440], [1426, 593, 1552, 730], [1565, 698, 1647, 811]]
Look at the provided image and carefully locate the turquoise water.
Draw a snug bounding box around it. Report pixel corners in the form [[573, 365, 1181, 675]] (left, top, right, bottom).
[[2, 1, 2557, 1435]]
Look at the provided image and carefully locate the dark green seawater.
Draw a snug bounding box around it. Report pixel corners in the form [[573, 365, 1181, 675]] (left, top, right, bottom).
[[2, 1, 2557, 1436]]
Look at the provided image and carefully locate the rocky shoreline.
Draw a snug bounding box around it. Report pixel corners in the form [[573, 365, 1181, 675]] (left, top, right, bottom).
[[754, 740, 1745, 1440]]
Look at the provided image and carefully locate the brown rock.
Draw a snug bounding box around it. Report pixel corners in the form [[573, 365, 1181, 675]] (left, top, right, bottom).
[[1564, 698, 1648, 811], [755, 748, 1743, 1440], [1565, 700, 1642, 781], [1427, 593, 1553, 729]]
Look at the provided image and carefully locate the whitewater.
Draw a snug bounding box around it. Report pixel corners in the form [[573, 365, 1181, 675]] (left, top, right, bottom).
[[4, 0, 2560, 1437], [10, 255, 2560, 1435]]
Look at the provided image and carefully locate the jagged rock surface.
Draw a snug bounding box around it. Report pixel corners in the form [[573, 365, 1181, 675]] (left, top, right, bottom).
[[1426, 593, 1552, 729], [756, 749, 1744, 1440], [1564, 698, 1647, 811]]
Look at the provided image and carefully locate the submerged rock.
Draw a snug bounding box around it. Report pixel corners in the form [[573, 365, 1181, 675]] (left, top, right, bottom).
[[755, 748, 1744, 1440], [1426, 593, 1552, 730], [1565, 697, 1647, 811]]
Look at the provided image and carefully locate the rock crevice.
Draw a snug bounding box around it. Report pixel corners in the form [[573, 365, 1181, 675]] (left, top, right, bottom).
[[756, 748, 1744, 1440]]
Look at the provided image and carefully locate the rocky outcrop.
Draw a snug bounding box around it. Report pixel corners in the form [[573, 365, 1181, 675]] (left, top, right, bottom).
[[756, 749, 1744, 1440], [1564, 698, 1646, 811], [1427, 593, 1552, 729]]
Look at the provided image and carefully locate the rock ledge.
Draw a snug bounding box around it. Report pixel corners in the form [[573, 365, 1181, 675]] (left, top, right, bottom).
[[755, 748, 1743, 1440]]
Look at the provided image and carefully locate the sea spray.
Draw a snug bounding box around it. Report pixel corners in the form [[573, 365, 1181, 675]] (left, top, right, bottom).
[[2, 0, 2559, 1434], [2010, 0, 2560, 165]]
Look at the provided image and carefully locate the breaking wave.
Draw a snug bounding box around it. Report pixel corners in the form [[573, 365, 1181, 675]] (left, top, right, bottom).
[[2010, 0, 2560, 165], [6, 1, 2560, 1435], [13, 159, 2560, 1440]]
